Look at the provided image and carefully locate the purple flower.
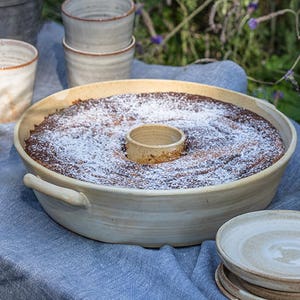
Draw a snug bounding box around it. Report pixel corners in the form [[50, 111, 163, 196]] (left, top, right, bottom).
[[247, 2, 258, 14], [135, 42, 144, 55], [135, 3, 144, 15], [273, 90, 284, 100], [284, 69, 300, 93], [248, 18, 258, 30], [151, 35, 163, 45], [284, 69, 294, 80]]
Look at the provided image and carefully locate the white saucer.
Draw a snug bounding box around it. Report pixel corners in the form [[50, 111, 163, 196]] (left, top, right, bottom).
[[216, 210, 300, 292]]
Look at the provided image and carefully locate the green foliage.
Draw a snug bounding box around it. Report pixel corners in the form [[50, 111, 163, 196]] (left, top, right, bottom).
[[44, 0, 300, 121], [42, 0, 63, 23]]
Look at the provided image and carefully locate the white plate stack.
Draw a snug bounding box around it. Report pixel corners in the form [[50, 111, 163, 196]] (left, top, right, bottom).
[[216, 210, 300, 299]]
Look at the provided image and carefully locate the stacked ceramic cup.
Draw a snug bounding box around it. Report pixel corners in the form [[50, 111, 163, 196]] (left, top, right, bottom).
[[61, 0, 135, 87], [215, 210, 300, 300]]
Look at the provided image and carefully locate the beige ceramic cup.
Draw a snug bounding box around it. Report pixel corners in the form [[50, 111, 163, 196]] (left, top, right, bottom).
[[0, 39, 38, 123], [61, 0, 135, 53], [63, 37, 135, 87]]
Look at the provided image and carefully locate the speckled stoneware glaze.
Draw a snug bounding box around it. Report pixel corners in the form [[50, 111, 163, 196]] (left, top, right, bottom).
[[216, 210, 300, 293], [63, 37, 135, 87], [215, 264, 264, 300], [0, 39, 38, 123], [240, 275, 300, 300], [215, 267, 237, 300], [14, 80, 297, 247], [0, 0, 43, 45], [61, 0, 135, 53]]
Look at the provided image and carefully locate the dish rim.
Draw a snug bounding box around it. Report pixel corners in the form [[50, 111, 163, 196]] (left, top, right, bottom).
[[61, 0, 135, 23], [0, 39, 38, 70], [62, 36, 135, 56], [215, 264, 238, 300], [216, 263, 264, 300]]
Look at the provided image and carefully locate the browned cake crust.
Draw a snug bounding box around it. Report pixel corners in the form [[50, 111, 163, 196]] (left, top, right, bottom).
[[25, 92, 285, 190]]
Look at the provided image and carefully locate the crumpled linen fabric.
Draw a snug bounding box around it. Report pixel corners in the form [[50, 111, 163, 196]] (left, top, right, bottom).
[[0, 22, 299, 300]]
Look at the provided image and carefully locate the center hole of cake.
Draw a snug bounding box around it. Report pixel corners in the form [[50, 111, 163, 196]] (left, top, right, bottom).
[[126, 124, 186, 164], [130, 124, 182, 146]]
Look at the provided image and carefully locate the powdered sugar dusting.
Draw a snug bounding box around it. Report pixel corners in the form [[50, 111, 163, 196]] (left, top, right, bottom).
[[25, 92, 285, 190]]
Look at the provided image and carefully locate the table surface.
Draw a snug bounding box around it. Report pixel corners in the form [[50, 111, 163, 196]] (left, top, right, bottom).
[[0, 22, 299, 300]]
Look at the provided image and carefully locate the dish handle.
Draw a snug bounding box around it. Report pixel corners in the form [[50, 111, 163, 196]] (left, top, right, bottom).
[[23, 173, 90, 207]]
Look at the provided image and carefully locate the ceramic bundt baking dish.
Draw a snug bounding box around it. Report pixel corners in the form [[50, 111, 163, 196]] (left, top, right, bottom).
[[14, 79, 297, 247]]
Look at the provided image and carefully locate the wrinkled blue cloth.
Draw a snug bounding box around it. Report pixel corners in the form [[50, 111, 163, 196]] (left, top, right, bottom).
[[0, 22, 299, 300]]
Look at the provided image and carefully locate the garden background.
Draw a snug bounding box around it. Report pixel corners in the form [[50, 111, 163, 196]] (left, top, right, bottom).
[[43, 0, 300, 122]]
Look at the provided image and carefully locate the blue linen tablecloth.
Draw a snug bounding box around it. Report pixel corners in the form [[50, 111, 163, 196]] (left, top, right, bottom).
[[0, 22, 299, 300]]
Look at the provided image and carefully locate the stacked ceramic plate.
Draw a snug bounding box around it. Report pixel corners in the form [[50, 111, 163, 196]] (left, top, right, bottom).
[[215, 210, 300, 300]]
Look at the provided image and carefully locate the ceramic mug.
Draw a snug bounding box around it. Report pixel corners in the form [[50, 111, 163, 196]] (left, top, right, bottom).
[[61, 0, 135, 53], [0, 0, 43, 45], [63, 37, 135, 87], [0, 39, 38, 123]]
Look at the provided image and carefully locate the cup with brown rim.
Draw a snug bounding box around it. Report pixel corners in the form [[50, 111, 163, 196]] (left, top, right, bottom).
[[0, 39, 38, 123], [63, 36, 135, 87], [61, 0, 135, 53]]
